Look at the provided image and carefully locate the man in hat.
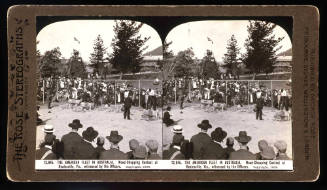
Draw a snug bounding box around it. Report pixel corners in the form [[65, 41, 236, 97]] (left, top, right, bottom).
[[255, 140, 269, 160], [274, 140, 291, 160], [36, 134, 57, 160], [123, 94, 133, 120], [133, 145, 148, 160], [229, 131, 256, 160], [163, 106, 174, 126], [61, 119, 84, 159], [256, 91, 264, 120], [39, 124, 56, 148], [190, 120, 212, 159], [163, 134, 185, 160], [203, 127, 227, 160], [75, 127, 98, 159], [146, 140, 161, 160], [95, 136, 106, 159], [260, 146, 276, 160], [224, 137, 235, 159], [99, 131, 128, 160], [126, 139, 140, 159]]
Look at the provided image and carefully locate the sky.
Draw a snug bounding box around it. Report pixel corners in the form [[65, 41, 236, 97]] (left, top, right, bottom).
[[37, 20, 292, 63], [166, 20, 292, 62], [37, 20, 162, 62]]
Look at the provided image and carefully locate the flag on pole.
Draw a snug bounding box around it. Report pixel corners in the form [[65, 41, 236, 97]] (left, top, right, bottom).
[[74, 37, 80, 44], [207, 37, 213, 44]]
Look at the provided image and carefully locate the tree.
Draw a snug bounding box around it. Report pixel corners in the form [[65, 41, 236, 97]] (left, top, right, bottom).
[[242, 21, 284, 79], [222, 34, 241, 79], [159, 40, 175, 80], [110, 20, 150, 79], [201, 50, 220, 79], [174, 48, 194, 78], [68, 49, 86, 78], [89, 34, 108, 78], [39, 47, 61, 78]]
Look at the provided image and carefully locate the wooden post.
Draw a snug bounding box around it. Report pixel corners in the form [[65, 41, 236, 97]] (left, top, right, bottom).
[[42, 79, 45, 104], [271, 80, 273, 108], [225, 81, 228, 105], [174, 80, 177, 104], [139, 80, 141, 108]]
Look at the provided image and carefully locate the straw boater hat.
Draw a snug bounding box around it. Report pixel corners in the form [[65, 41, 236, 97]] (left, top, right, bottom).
[[106, 131, 123, 144], [235, 131, 252, 143], [82, 127, 98, 142], [197, 120, 212, 130], [43, 124, 55, 133], [171, 125, 183, 134], [68, 119, 83, 129], [260, 146, 276, 160]]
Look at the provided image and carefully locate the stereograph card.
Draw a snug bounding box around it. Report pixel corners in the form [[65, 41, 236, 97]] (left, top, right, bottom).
[[6, 5, 319, 181]]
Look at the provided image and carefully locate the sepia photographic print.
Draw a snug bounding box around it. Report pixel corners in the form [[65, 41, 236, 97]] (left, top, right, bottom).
[[7, 5, 319, 181]]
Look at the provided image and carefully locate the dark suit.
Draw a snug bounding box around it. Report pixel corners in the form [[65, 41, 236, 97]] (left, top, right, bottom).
[[95, 146, 106, 159], [126, 150, 134, 159], [163, 111, 174, 126], [203, 141, 225, 160], [61, 132, 83, 159], [224, 146, 235, 159], [229, 149, 256, 160], [99, 148, 128, 160], [124, 97, 133, 119], [190, 132, 212, 159], [163, 147, 185, 160], [75, 140, 97, 159], [35, 147, 57, 160], [256, 97, 264, 120]]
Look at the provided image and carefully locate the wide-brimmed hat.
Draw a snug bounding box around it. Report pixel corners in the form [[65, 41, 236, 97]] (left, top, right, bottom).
[[211, 127, 227, 142], [106, 131, 123, 144], [260, 146, 276, 159], [43, 124, 55, 133], [171, 125, 183, 134], [145, 140, 159, 152], [197, 120, 212, 130], [133, 145, 147, 159], [68, 119, 83, 129], [235, 131, 252, 143], [82, 127, 98, 142]]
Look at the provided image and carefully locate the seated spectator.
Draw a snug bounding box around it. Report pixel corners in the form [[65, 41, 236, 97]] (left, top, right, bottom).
[[36, 134, 57, 160], [203, 127, 227, 160], [229, 131, 256, 160], [163, 106, 174, 126], [52, 139, 64, 159], [76, 127, 98, 159], [274, 140, 291, 160], [163, 134, 185, 160], [255, 140, 269, 160], [133, 145, 147, 160], [224, 137, 235, 159], [126, 139, 140, 159], [260, 146, 276, 160], [146, 140, 161, 160], [95, 136, 106, 159], [100, 131, 128, 160]]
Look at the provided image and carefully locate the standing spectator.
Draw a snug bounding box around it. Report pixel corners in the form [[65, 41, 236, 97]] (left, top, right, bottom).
[[204, 127, 227, 160], [146, 140, 161, 160], [126, 139, 140, 159], [224, 137, 235, 159], [100, 131, 127, 160], [61, 119, 84, 159], [36, 134, 57, 160], [256, 92, 264, 120], [190, 120, 213, 159], [123, 94, 133, 120], [229, 131, 256, 160], [95, 136, 106, 159], [76, 127, 98, 159], [274, 140, 291, 160]]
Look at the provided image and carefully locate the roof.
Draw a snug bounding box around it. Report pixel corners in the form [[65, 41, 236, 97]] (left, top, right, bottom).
[[277, 48, 292, 56], [143, 46, 163, 56], [276, 56, 292, 62], [143, 55, 163, 61]]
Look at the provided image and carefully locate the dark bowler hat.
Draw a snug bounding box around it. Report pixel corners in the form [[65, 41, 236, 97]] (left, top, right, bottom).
[[197, 120, 212, 130], [211, 127, 227, 142], [82, 127, 99, 142], [68, 119, 83, 129], [106, 131, 123, 144], [235, 131, 252, 143]]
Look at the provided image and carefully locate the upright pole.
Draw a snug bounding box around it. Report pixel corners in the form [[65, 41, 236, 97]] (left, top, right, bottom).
[[271, 80, 273, 108], [139, 80, 141, 108], [247, 81, 250, 106], [175, 80, 177, 104], [42, 80, 45, 104], [225, 81, 228, 105], [114, 80, 116, 108]]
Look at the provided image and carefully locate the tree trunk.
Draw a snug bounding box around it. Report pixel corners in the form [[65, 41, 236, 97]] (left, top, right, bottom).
[[252, 73, 256, 80], [119, 72, 123, 80]]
